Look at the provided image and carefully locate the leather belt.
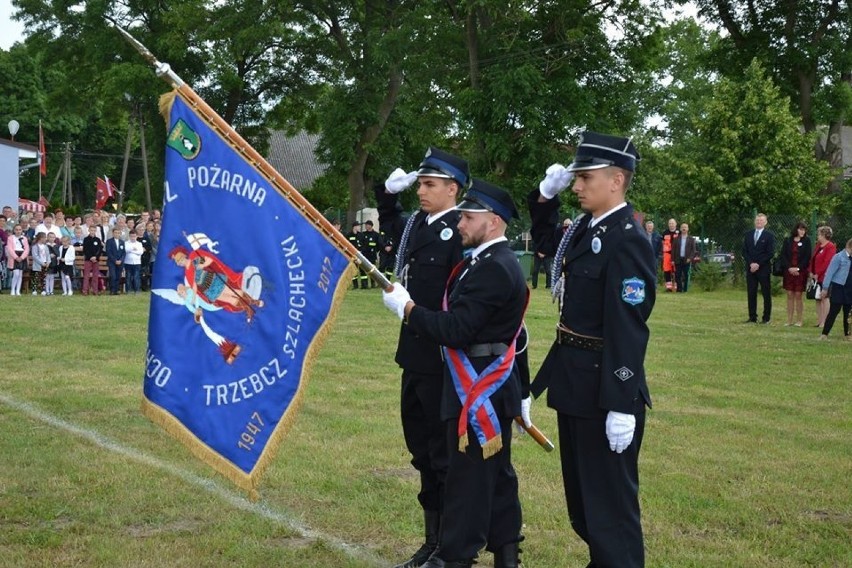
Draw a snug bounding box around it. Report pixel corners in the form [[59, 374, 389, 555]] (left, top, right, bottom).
[[465, 342, 509, 357], [556, 325, 603, 352]]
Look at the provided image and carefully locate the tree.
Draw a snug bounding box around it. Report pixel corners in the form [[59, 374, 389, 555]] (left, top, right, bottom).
[[659, 59, 832, 226], [443, 0, 666, 207], [685, 0, 852, 193]]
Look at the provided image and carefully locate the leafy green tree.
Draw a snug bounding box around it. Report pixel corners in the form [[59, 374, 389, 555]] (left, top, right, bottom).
[[684, 0, 852, 193], [660, 59, 832, 226], [440, 0, 666, 210]]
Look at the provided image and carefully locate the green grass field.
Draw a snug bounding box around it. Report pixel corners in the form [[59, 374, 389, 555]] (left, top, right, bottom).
[[0, 286, 850, 567]]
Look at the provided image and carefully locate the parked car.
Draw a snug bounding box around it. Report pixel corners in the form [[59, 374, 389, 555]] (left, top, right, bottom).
[[703, 252, 735, 275]]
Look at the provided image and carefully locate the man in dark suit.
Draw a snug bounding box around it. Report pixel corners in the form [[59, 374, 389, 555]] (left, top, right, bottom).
[[105, 228, 125, 295], [526, 190, 559, 289], [671, 222, 698, 292], [384, 180, 528, 568], [529, 131, 656, 567], [375, 148, 468, 568], [743, 213, 776, 323]]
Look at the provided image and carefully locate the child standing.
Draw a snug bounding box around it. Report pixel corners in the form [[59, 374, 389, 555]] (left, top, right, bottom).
[[45, 233, 59, 295], [5, 224, 29, 296], [57, 235, 76, 295], [30, 232, 50, 295]]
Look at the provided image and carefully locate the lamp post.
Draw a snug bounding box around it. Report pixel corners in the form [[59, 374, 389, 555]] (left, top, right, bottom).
[[8, 120, 20, 140]]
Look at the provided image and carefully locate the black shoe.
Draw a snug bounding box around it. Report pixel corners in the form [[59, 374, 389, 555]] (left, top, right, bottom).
[[393, 510, 440, 568], [760, 320, 771, 325], [743, 319, 757, 324], [493, 541, 521, 568], [421, 558, 473, 568]]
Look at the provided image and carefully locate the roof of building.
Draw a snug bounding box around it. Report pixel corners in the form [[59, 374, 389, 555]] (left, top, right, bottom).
[[266, 130, 328, 190], [0, 138, 38, 159]]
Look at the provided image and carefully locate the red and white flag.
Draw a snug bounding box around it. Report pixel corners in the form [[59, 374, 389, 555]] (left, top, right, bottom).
[[95, 176, 117, 209]]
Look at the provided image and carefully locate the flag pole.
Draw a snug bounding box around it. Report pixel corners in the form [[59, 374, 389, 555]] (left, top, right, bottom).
[[108, 20, 392, 292], [38, 120, 43, 201]]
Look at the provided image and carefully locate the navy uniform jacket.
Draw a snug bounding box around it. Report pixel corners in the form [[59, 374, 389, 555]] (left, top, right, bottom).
[[532, 199, 655, 418], [407, 241, 527, 420], [375, 189, 464, 375]]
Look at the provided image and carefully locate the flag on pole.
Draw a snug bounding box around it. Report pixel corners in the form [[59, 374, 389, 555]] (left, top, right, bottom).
[[142, 90, 353, 495], [38, 121, 46, 177], [95, 176, 116, 209]]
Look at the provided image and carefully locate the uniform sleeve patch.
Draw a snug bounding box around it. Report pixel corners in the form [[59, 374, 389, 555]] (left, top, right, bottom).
[[614, 367, 634, 381], [621, 277, 646, 305]]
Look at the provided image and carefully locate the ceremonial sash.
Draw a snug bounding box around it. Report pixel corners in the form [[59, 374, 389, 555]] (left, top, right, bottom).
[[441, 258, 528, 459]]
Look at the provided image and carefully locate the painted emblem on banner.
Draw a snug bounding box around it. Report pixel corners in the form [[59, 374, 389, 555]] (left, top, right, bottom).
[[621, 277, 645, 305], [167, 118, 202, 160], [153, 232, 264, 364]]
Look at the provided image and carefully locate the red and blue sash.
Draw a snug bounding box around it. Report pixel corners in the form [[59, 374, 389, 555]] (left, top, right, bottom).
[[441, 258, 528, 459]]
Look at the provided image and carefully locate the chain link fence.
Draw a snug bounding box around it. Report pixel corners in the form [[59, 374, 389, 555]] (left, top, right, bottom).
[[511, 210, 852, 288], [649, 211, 852, 286]]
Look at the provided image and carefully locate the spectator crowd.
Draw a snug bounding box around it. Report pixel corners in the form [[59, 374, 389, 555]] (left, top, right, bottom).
[[1, 205, 161, 296]]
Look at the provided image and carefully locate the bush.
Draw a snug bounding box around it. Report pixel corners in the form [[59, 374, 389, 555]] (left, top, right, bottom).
[[692, 261, 726, 291]]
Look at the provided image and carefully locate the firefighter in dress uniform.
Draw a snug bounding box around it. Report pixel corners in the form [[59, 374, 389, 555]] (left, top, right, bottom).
[[375, 148, 469, 568], [359, 220, 382, 288], [383, 179, 529, 568], [529, 131, 656, 568], [346, 221, 363, 289]]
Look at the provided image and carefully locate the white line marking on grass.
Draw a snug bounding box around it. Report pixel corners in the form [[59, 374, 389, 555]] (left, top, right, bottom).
[[0, 393, 386, 567]]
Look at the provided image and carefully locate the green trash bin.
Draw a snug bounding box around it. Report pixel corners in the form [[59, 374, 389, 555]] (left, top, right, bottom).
[[515, 251, 533, 281]]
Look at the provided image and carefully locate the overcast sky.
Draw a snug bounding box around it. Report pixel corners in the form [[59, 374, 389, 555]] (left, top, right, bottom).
[[1, 0, 26, 50]]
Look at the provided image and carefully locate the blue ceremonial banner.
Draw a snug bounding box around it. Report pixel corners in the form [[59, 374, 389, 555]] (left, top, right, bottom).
[[143, 91, 353, 494]]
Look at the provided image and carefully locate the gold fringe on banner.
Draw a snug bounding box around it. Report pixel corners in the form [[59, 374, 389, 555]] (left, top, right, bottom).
[[158, 90, 177, 124], [141, 262, 355, 499], [144, 87, 360, 497]]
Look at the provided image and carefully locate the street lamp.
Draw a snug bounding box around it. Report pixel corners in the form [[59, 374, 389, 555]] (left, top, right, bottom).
[[8, 120, 20, 140]]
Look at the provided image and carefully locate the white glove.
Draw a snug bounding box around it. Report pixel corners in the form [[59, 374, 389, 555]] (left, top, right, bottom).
[[605, 411, 636, 454], [538, 164, 575, 200], [515, 397, 533, 434], [382, 283, 412, 320], [385, 168, 418, 194]]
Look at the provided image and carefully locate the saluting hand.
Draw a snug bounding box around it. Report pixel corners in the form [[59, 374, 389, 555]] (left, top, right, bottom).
[[385, 168, 418, 194], [538, 164, 574, 200]]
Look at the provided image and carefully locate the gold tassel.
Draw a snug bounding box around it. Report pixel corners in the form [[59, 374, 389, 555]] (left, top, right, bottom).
[[458, 436, 468, 454], [158, 90, 177, 126], [481, 436, 503, 460]]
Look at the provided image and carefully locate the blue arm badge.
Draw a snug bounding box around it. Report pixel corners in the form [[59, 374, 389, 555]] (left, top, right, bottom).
[[621, 277, 646, 305]]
